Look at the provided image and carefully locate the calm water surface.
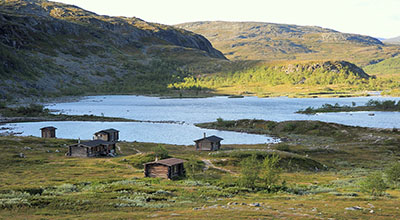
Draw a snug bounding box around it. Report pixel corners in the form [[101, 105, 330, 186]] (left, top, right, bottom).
[[4, 95, 400, 145]]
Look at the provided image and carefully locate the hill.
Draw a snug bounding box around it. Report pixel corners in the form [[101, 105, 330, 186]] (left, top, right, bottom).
[[364, 56, 400, 75], [0, 0, 228, 100], [169, 60, 381, 97], [175, 21, 400, 67], [383, 36, 400, 45]]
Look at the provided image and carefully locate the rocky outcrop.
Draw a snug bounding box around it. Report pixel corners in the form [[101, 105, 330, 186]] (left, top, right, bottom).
[[0, 0, 225, 59], [279, 61, 370, 79]]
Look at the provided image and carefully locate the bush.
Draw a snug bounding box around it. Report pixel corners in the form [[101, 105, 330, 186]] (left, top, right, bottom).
[[385, 162, 400, 187], [184, 157, 204, 179], [238, 154, 260, 189], [260, 154, 282, 189], [359, 173, 387, 196], [153, 145, 169, 160]]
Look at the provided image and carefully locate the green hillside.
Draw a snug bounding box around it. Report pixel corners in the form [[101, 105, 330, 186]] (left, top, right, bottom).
[[168, 60, 400, 97], [1, 1, 399, 100], [364, 56, 400, 75], [0, 0, 228, 100], [175, 21, 400, 67]]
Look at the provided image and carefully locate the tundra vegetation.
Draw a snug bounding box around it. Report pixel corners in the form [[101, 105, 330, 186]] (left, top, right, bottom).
[[297, 99, 400, 114], [1, 119, 400, 219]]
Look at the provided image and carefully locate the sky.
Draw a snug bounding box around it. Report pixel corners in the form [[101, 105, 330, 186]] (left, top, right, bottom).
[[51, 0, 400, 39]]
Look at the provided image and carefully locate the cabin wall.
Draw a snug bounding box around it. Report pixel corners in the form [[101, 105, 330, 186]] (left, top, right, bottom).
[[94, 134, 108, 141], [196, 141, 212, 151], [145, 164, 169, 179], [41, 130, 56, 138], [170, 164, 185, 178], [196, 140, 221, 151], [69, 146, 88, 157]]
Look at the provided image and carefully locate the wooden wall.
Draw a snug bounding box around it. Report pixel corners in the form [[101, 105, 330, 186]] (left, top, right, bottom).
[[145, 164, 169, 179], [68, 146, 88, 157]]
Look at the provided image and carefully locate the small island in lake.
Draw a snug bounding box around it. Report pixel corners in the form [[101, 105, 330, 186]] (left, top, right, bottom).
[[296, 99, 400, 114]]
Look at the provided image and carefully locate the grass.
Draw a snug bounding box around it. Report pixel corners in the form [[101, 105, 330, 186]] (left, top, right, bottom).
[[1, 118, 400, 218]]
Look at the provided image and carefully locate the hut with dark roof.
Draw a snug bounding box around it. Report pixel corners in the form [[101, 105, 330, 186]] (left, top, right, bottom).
[[144, 158, 186, 179], [67, 140, 116, 157], [194, 133, 223, 151], [40, 126, 57, 138], [93, 128, 119, 142]]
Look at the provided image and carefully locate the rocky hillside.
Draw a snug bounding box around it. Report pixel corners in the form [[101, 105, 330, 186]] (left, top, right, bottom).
[[176, 21, 400, 67], [0, 0, 227, 100]]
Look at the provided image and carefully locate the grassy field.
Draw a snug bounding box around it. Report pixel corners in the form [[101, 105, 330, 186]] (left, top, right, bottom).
[[1, 119, 400, 219]]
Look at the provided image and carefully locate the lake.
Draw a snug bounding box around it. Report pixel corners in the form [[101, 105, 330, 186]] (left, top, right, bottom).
[[3, 95, 400, 145]]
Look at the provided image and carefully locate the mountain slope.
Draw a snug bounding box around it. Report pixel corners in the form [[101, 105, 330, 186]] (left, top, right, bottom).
[[175, 21, 400, 66], [383, 36, 400, 45], [0, 0, 227, 100]]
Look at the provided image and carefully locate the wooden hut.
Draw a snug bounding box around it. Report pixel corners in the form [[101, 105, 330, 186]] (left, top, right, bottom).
[[40, 126, 57, 138], [194, 134, 223, 151], [144, 158, 186, 179], [67, 140, 116, 157], [93, 128, 119, 142]]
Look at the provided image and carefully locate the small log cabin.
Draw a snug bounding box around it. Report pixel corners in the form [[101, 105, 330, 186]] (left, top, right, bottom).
[[40, 126, 57, 138], [67, 140, 116, 157], [144, 158, 186, 179], [93, 129, 119, 142], [194, 134, 223, 151]]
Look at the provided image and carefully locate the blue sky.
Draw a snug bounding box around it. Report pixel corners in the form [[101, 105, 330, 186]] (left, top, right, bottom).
[[52, 0, 400, 38]]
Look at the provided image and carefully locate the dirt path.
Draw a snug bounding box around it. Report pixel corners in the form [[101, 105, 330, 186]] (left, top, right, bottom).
[[201, 159, 237, 175]]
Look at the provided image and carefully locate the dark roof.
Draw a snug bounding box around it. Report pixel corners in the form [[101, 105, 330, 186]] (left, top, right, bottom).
[[40, 126, 57, 130], [144, 158, 187, 166], [194, 135, 223, 143], [94, 128, 119, 135], [76, 139, 114, 147]]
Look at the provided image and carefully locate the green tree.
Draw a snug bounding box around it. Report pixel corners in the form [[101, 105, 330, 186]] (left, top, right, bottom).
[[153, 145, 169, 159], [385, 162, 400, 187], [238, 154, 260, 189], [359, 173, 387, 196], [185, 156, 203, 179], [260, 154, 281, 189]]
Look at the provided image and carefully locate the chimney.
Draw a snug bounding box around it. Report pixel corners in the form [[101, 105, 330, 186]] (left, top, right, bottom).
[[78, 138, 80, 144], [204, 132, 206, 138], [155, 156, 158, 161]]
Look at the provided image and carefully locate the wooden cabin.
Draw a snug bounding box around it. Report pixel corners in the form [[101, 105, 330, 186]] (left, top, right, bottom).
[[194, 134, 223, 151], [93, 128, 119, 142], [67, 140, 116, 157], [144, 158, 186, 179], [40, 126, 57, 138]]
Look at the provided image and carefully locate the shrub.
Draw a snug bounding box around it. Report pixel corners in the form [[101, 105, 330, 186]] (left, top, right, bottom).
[[153, 145, 169, 159], [359, 173, 387, 196], [184, 157, 204, 179], [238, 154, 260, 189], [260, 154, 282, 189], [385, 162, 400, 187]]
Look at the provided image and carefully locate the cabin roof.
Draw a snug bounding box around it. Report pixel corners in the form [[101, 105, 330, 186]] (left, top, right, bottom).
[[40, 126, 57, 130], [144, 158, 187, 166], [71, 140, 114, 148], [194, 135, 223, 143], [94, 128, 119, 135]]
